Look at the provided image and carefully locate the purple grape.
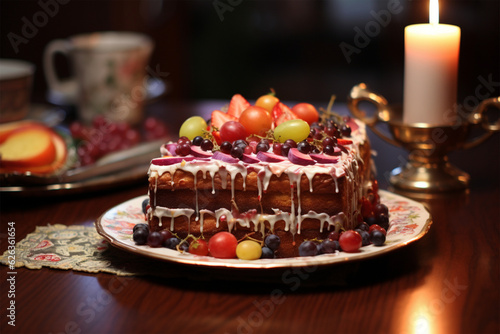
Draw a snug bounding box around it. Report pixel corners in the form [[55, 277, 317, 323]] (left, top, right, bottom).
[[147, 231, 163, 247], [374, 203, 389, 216], [318, 240, 340, 254], [220, 141, 232, 154], [159, 230, 173, 242], [260, 139, 270, 146], [299, 240, 319, 257], [355, 222, 370, 232], [192, 136, 203, 146], [260, 246, 275, 259], [376, 213, 390, 230], [272, 142, 283, 155], [230, 145, 244, 159], [233, 139, 248, 148], [341, 124, 351, 137], [177, 136, 191, 145], [133, 228, 149, 245], [323, 145, 335, 155], [133, 222, 149, 233], [264, 234, 281, 251], [297, 141, 311, 154], [175, 143, 191, 156], [281, 143, 292, 157], [284, 139, 297, 148], [322, 136, 337, 147], [200, 139, 214, 151], [256, 142, 269, 153]]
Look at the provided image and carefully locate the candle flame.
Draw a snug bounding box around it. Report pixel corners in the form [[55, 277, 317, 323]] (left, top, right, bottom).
[[429, 0, 439, 24]]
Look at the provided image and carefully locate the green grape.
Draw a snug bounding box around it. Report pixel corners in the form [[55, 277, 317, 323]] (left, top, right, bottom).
[[273, 119, 310, 143], [179, 116, 207, 140], [236, 240, 262, 260]]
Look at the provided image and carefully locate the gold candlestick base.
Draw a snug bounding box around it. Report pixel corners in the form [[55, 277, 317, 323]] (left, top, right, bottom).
[[347, 83, 500, 192]]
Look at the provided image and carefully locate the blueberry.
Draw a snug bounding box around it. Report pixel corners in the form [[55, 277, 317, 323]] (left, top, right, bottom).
[[178, 241, 189, 252], [163, 237, 180, 250], [365, 215, 377, 226], [370, 230, 386, 246], [355, 229, 370, 246]]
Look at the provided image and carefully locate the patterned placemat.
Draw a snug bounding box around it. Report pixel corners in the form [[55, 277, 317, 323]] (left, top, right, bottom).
[[0, 224, 162, 276], [0, 224, 363, 285]]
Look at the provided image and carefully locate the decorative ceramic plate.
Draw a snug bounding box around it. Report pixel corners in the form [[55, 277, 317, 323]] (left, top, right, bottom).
[[96, 190, 432, 269]]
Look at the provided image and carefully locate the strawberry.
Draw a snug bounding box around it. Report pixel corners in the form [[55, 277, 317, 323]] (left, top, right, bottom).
[[212, 130, 222, 145], [210, 110, 237, 130], [272, 102, 298, 126], [337, 138, 353, 145], [227, 94, 250, 118]]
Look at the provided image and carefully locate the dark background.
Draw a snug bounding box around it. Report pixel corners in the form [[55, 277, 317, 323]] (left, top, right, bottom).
[[1, 0, 499, 106]]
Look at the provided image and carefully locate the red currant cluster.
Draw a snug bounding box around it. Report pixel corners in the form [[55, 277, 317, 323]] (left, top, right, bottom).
[[70, 116, 168, 166]]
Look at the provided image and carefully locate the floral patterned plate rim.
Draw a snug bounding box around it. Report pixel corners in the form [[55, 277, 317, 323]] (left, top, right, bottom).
[[95, 190, 432, 269]]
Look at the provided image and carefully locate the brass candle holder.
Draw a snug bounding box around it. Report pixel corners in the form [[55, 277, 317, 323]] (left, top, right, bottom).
[[347, 83, 500, 193]]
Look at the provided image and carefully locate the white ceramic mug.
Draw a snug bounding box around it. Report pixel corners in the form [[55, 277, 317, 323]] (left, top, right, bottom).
[[44, 31, 153, 125]]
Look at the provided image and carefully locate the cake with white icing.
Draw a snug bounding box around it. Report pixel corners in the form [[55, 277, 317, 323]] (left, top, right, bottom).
[[146, 95, 376, 258]]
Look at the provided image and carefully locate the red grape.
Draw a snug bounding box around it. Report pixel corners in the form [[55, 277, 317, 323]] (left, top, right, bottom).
[[369, 224, 386, 236], [208, 232, 238, 259], [220, 121, 247, 143], [339, 230, 362, 253], [189, 239, 209, 256]]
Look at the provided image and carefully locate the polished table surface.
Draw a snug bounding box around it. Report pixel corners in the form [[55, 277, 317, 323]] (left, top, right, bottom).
[[1, 100, 499, 334]]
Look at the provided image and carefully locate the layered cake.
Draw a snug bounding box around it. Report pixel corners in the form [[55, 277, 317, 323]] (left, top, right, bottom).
[[145, 94, 381, 258]]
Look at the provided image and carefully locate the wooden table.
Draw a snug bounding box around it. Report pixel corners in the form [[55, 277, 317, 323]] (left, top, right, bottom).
[[1, 101, 499, 334]]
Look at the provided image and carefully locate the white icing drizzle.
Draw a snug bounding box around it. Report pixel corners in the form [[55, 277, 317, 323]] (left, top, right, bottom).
[[152, 207, 195, 232], [152, 205, 342, 237]]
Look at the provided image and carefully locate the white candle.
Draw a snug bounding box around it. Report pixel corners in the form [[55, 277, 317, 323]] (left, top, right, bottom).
[[403, 0, 461, 125]]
